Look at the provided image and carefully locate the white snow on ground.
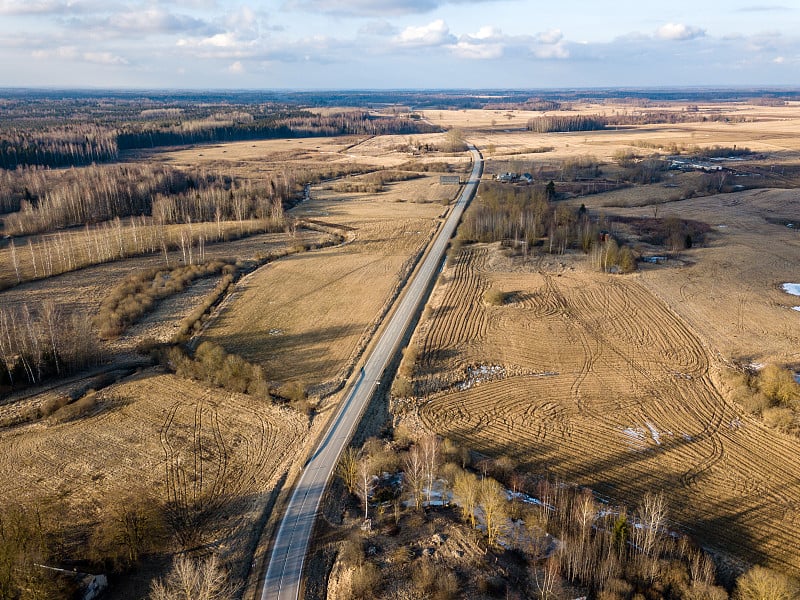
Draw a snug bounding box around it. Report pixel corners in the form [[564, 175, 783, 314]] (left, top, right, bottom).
[[622, 422, 672, 451], [780, 284, 800, 311], [782, 283, 800, 296], [645, 422, 661, 445], [622, 427, 648, 451], [457, 364, 506, 391]]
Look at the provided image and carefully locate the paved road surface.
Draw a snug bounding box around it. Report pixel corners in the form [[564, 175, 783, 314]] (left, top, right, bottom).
[[260, 145, 483, 600]]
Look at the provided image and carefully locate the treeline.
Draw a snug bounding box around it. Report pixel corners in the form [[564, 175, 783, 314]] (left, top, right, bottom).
[[3, 164, 185, 235], [0, 125, 118, 169], [0, 301, 99, 390], [0, 110, 438, 169], [331, 170, 422, 194], [2, 163, 292, 237], [525, 110, 753, 135], [460, 183, 638, 270], [604, 110, 750, 126], [461, 182, 601, 256], [526, 115, 607, 133], [1, 217, 275, 290]]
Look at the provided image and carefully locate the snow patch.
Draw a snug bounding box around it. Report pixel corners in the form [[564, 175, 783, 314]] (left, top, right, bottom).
[[457, 363, 506, 391], [782, 283, 800, 296], [622, 422, 669, 451]]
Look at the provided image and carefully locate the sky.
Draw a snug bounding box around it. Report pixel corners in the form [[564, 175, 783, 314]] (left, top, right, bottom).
[[0, 0, 798, 89]]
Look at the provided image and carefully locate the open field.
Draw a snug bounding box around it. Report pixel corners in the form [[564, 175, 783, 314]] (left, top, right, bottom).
[[399, 103, 800, 576], [0, 371, 308, 594], [411, 245, 800, 573], [148, 132, 469, 179], [202, 173, 456, 392]]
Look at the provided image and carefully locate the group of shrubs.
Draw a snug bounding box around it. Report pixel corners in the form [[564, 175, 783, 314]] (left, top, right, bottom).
[[163, 342, 270, 400], [95, 260, 237, 339], [726, 364, 800, 433]]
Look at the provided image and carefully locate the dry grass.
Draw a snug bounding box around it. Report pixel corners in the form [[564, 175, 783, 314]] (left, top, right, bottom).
[[202, 175, 455, 392], [0, 371, 307, 581]]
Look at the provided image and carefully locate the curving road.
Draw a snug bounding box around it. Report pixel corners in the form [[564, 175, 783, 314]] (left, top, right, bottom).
[[260, 145, 483, 600]]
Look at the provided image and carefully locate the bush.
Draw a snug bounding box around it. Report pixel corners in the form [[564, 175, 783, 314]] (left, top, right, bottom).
[[96, 260, 235, 339], [484, 289, 509, 306], [350, 562, 381, 599], [759, 364, 800, 407], [162, 342, 271, 401], [763, 407, 796, 433], [735, 565, 798, 600]]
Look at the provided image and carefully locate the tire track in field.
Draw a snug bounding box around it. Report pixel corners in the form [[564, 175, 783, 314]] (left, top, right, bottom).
[[417, 265, 800, 572], [421, 247, 489, 372]]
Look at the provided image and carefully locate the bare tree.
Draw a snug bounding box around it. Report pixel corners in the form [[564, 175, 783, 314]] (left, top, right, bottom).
[[403, 445, 425, 511], [453, 469, 479, 528], [735, 566, 798, 600], [149, 554, 237, 600], [479, 477, 507, 546], [336, 447, 359, 496], [357, 454, 375, 524], [633, 492, 667, 580], [420, 433, 440, 505], [532, 557, 561, 600]]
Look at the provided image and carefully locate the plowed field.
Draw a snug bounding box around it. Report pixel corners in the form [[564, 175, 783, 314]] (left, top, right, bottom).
[[415, 246, 800, 574]]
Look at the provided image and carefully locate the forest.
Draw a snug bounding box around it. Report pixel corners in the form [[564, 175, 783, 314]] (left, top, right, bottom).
[[0, 93, 438, 169]]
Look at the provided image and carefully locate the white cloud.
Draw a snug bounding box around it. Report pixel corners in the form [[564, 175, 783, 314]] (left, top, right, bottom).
[[471, 25, 500, 40], [449, 40, 503, 59], [283, 0, 500, 17], [32, 45, 78, 59], [0, 0, 88, 15], [228, 60, 245, 73], [394, 19, 455, 46], [31, 45, 128, 65], [83, 51, 128, 65], [533, 42, 569, 59], [535, 28, 563, 45], [656, 23, 706, 41], [358, 20, 398, 36]]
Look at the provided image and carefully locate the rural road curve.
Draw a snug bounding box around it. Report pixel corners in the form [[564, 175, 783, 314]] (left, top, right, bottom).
[[260, 145, 483, 600]]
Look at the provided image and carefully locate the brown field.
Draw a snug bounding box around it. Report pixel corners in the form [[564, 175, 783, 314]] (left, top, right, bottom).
[[403, 104, 800, 575], [0, 371, 307, 591], [149, 132, 470, 178], [202, 173, 456, 392], [0, 130, 466, 594], [412, 245, 800, 573]]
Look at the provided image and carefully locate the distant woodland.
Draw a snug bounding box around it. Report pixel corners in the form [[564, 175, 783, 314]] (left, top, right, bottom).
[[0, 95, 437, 169]]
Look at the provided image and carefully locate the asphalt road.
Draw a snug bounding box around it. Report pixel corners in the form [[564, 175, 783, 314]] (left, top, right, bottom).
[[260, 145, 483, 600]]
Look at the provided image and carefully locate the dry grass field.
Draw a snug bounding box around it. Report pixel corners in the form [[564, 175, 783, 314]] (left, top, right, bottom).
[[401, 104, 800, 576], [0, 371, 307, 593], [0, 129, 467, 595], [202, 173, 456, 392]]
